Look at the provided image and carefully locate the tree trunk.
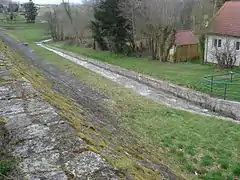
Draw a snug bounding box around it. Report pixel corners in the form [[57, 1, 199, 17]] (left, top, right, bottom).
[[93, 40, 96, 50], [151, 38, 156, 60], [131, 5, 136, 52], [198, 34, 205, 65], [162, 29, 175, 62]]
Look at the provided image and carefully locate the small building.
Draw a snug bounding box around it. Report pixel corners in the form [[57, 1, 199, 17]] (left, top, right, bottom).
[[169, 30, 199, 62], [0, 4, 8, 13], [18, 4, 25, 13], [204, 1, 240, 66]]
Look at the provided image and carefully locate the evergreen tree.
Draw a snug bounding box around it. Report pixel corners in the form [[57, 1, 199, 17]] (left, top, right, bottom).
[[24, 0, 38, 23], [213, 0, 230, 9], [92, 0, 132, 53]]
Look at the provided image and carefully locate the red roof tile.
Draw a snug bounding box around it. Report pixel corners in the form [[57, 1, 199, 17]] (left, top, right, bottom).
[[175, 30, 198, 45], [210, 1, 240, 37]]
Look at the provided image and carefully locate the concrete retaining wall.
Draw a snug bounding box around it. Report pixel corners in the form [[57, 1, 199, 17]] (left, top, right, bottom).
[[45, 45, 240, 121]]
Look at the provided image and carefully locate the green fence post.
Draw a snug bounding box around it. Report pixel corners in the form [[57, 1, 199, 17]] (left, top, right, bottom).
[[224, 83, 227, 100], [230, 71, 233, 82], [210, 76, 214, 94]]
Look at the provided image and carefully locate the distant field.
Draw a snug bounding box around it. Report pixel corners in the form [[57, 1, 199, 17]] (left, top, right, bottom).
[[0, 12, 25, 23]]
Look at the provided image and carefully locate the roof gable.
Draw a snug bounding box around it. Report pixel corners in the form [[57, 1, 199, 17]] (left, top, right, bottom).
[[175, 30, 198, 45], [210, 1, 240, 37]]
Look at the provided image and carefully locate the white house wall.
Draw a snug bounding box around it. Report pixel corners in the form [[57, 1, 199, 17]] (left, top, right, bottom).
[[205, 35, 240, 66]]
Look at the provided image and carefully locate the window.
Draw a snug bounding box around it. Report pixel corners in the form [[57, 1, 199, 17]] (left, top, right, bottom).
[[213, 39, 218, 47], [213, 39, 222, 48], [236, 41, 240, 50], [218, 39, 222, 47]]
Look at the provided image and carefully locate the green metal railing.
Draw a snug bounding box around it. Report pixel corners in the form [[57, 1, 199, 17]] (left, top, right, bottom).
[[203, 72, 240, 101]]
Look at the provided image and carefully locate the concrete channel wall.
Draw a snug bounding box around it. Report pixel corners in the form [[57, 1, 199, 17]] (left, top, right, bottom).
[[48, 45, 240, 121]]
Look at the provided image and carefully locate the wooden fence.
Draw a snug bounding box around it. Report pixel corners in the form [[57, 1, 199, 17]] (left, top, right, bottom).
[[175, 44, 199, 61]]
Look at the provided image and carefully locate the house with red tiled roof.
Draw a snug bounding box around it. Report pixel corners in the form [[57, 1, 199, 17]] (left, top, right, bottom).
[[204, 1, 240, 66], [169, 30, 199, 61]]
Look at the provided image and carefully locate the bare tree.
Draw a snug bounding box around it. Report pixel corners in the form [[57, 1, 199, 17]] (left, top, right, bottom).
[[211, 39, 237, 68], [178, 0, 195, 29], [0, 0, 19, 21], [137, 0, 178, 61], [192, 0, 215, 64], [43, 1, 93, 45], [119, 0, 142, 52], [45, 9, 58, 40], [62, 0, 73, 24]]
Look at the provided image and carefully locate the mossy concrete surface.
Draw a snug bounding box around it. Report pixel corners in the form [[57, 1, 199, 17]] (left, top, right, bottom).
[[0, 32, 184, 179], [0, 41, 118, 179]]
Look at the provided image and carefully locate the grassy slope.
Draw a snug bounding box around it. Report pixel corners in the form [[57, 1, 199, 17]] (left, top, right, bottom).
[[4, 24, 240, 179]]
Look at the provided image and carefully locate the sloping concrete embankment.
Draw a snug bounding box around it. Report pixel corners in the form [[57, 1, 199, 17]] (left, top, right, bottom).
[[0, 46, 117, 179]]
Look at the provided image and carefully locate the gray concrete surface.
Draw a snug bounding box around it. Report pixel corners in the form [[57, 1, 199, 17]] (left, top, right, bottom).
[[0, 52, 117, 180]]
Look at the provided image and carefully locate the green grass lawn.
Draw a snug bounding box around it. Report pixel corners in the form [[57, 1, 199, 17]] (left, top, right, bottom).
[[5, 23, 48, 42], [3, 23, 240, 179]]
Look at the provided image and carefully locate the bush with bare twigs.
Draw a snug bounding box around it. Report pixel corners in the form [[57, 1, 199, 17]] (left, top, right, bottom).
[[211, 39, 237, 69]]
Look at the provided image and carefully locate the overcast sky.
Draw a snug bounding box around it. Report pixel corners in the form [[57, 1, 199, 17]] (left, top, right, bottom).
[[18, 0, 81, 4]]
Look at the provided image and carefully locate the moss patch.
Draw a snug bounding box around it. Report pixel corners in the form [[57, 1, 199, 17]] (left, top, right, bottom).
[[0, 157, 15, 176], [0, 118, 6, 125]]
